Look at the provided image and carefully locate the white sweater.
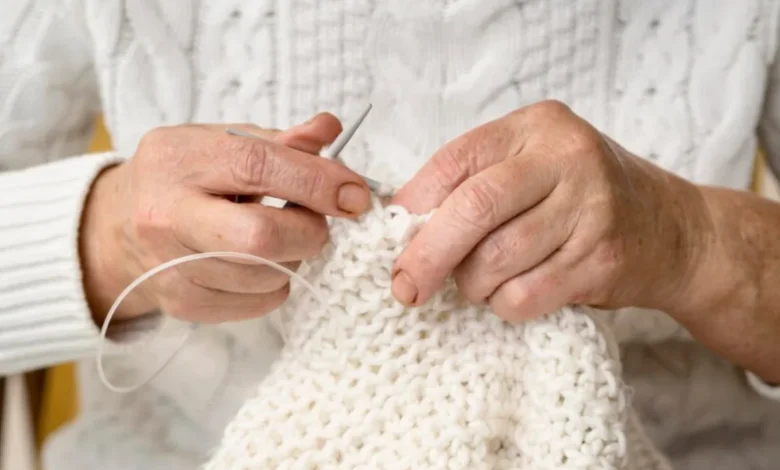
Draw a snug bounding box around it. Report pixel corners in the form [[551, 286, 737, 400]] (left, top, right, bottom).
[[2, 0, 780, 468]]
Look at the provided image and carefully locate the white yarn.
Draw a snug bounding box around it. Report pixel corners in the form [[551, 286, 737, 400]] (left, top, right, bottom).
[[204, 199, 671, 470], [96, 251, 326, 393]]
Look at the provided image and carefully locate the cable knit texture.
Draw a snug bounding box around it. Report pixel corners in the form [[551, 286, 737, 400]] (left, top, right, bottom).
[[0, 1, 123, 374], [2, 1, 780, 469], [205, 201, 670, 470]]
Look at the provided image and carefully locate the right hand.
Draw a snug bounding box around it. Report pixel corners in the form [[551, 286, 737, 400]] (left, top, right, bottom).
[[81, 113, 371, 324]]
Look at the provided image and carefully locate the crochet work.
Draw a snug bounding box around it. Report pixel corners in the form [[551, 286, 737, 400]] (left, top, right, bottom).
[[205, 201, 671, 469]]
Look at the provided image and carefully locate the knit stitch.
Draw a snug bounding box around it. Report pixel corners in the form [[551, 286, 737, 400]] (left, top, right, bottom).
[[204, 201, 670, 470]]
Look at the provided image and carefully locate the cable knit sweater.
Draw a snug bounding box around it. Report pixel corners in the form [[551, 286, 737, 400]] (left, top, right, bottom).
[[2, 1, 780, 469]]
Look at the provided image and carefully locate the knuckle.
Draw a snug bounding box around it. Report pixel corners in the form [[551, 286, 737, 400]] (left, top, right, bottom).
[[243, 215, 281, 257], [570, 127, 604, 157], [453, 178, 501, 230], [526, 100, 604, 157], [412, 243, 437, 273], [476, 235, 509, 270], [136, 127, 184, 168], [556, 124, 604, 164], [400, 243, 437, 283], [137, 127, 170, 155], [499, 275, 559, 321], [431, 145, 471, 190], [504, 284, 532, 313], [530, 100, 572, 119], [303, 167, 328, 203], [494, 285, 532, 322], [231, 138, 269, 187]]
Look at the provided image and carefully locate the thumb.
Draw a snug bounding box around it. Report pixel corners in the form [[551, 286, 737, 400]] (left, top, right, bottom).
[[277, 112, 344, 154]]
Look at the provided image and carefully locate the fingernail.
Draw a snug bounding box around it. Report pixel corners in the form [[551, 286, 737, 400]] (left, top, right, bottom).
[[337, 183, 370, 214], [392, 271, 418, 306]]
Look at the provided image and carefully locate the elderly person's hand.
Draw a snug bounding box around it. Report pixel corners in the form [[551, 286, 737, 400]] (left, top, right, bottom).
[[391, 100, 710, 322], [81, 113, 371, 324]]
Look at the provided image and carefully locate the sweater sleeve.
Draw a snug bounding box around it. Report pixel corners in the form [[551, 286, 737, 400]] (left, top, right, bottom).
[[0, 1, 126, 374]]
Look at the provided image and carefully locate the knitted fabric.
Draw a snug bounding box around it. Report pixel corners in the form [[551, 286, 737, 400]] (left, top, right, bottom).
[[204, 201, 670, 470]]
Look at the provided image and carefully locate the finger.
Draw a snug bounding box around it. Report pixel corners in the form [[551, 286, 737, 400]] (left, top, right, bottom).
[[225, 113, 343, 155], [161, 282, 290, 324], [228, 115, 342, 203], [277, 112, 343, 154], [488, 246, 582, 322], [173, 248, 299, 294], [454, 189, 574, 303], [392, 116, 523, 213], [391, 157, 559, 306], [203, 120, 369, 216], [172, 194, 329, 262]]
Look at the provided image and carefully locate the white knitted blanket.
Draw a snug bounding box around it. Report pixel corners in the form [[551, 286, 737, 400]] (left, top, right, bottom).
[[204, 202, 672, 470]]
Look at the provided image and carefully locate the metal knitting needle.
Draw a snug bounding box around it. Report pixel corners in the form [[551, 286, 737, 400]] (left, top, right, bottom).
[[226, 104, 384, 193], [321, 103, 372, 163]]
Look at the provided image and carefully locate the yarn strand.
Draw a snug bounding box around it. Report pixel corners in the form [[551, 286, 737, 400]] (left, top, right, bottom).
[[96, 251, 326, 393]]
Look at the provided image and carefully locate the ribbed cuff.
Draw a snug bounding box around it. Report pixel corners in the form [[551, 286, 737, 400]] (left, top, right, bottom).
[[747, 371, 780, 401], [0, 152, 126, 374]]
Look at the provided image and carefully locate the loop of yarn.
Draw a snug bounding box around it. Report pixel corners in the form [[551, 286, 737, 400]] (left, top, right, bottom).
[[96, 251, 326, 394], [204, 199, 672, 470]]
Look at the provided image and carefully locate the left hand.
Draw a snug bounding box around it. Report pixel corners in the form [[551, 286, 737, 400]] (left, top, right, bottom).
[[391, 100, 710, 322]]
